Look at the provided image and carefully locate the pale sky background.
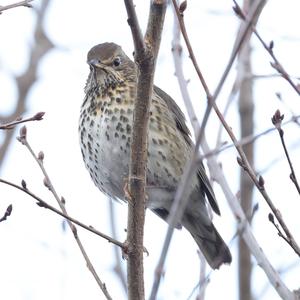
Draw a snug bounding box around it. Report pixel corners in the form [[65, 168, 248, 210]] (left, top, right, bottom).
[[0, 1, 300, 299]]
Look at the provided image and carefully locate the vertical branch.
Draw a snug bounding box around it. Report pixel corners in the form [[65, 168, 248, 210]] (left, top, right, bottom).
[[124, 1, 167, 299], [237, 2, 255, 299]]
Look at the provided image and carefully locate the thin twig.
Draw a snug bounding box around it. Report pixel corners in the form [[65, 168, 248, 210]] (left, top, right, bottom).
[[0, 178, 123, 248], [202, 137, 295, 300], [171, 0, 266, 157], [0, 204, 13, 223], [233, 0, 300, 96], [170, 1, 295, 298], [16, 127, 113, 300], [0, 112, 45, 130], [0, 0, 33, 13], [196, 251, 208, 300], [150, 1, 267, 297], [174, 0, 300, 257], [271, 110, 300, 195]]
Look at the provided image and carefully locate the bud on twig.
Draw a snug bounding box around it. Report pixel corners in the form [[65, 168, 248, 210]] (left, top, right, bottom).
[[258, 175, 265, 188], [43, 177, 51, 189], [271, 109, 284, 126], [268, 213, 274, 223], [271, 109, 284, 136], [33, 112, 45, 121], [38, 151, 44, 162], [17, 126, 27, 144], [0, 204, 13, 223], [179, 0, 187, 14], [6, 204, 13, 216], [232, 2, 244, 20], [21, 179, 27, 190]]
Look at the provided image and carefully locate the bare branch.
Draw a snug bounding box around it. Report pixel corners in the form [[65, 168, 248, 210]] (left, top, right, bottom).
[[0, 204, 13, 223], [176, 0, 300, 259], [150, 1, 267, 296], [0, 0, 33, 13], [15, 127, 114, 300], [196, 251, 208, 300], [233, 0, 300, 96], [0, 178, 123, 249], [124, 0, 145, 53], [0, 112, 45, 130], [202, 137, 296, 300], [272, 110, 300, 195], [169, 2, 296, 297], [124, 1, 167, 299]]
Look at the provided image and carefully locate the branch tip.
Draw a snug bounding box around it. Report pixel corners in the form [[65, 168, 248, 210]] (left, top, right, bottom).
[[0, 204, 13, 223], [258, 175, 265, 188], [268, 213, 274, 223], [34, 111, 45, 120], [38, 151, 44, 162], [21, 179, 27, 189], [179, 1, 187, 14]]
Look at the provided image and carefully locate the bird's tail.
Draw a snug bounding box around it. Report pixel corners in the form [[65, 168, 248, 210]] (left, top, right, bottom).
[[182, 214, 232, 269]]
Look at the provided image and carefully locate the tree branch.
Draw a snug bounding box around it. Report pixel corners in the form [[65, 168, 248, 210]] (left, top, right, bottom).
[[123, 1, 167, 299], [0, 0, 33, 13], [169, 2, 296, 298], [272, 110, 300, 195], [233, 0, 300, 96], [0, 178, 124, 249], [15, 127, 114, 300], [0, 112, 44, 130]]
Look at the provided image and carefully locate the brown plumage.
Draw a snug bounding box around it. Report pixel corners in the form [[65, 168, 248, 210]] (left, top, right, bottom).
[[79, 42, 232, 269]]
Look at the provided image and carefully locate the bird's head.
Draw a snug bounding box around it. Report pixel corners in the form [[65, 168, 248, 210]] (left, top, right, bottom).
[[87, 43, 136, 87]]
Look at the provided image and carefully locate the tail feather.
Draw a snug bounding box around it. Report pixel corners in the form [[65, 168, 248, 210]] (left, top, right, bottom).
[[182, 214, 232, 269]]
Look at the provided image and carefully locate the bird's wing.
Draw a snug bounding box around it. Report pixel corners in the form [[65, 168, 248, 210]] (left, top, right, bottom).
[[154, 85, 220, 215], [154, 85, 192, 145]]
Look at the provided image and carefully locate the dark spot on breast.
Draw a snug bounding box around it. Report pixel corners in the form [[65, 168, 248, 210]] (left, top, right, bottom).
[[126, 124, 131, 134], [116, 122, 122, 131], [116, 97, 121, 103]]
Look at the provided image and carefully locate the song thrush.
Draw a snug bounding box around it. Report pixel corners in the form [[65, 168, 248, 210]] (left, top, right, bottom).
[[79, 42, 232, 269]]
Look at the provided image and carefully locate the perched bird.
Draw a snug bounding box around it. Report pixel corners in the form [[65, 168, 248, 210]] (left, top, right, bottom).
[[79, 42, 232, 269]]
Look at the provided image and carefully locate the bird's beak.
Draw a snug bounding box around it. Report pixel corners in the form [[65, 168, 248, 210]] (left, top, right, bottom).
[[87, 59, 101, 68]]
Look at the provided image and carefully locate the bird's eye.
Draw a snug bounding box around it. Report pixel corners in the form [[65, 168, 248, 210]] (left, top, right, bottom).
[[113, 57, 121, 67]]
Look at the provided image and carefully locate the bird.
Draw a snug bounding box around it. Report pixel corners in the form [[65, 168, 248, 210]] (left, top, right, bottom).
[[79, 42, 232, 269]]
